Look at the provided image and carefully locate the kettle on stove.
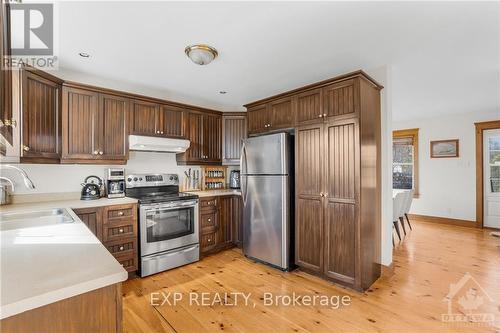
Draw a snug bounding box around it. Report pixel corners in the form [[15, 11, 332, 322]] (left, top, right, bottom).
[[80, 175, 103, 200]]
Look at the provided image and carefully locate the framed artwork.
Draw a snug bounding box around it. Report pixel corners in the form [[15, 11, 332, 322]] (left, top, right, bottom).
[[430, 139, 459, 158]]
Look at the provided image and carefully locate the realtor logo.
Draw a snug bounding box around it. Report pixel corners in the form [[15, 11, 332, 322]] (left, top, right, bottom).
[[10, 3, 53, 56], [441, 272, 497, 326]]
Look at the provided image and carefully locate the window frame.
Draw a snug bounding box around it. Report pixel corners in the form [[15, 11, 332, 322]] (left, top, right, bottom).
[[393, 128, 419, 198]]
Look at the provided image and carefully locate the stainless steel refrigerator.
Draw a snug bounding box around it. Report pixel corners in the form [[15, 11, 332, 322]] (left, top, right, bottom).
[[241, 132, 293, 270]]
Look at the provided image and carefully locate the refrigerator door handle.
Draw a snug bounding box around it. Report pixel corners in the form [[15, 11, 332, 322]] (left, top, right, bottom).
[[240, 142, 248, 205]]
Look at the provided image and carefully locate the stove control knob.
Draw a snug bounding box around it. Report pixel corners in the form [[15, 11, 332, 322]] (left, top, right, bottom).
[[133, 177, 138, 181], [169, 176, 173, 181], [174, 175, 178, 180], [127, 177, 132, 182], [139, 177, 143, 181]]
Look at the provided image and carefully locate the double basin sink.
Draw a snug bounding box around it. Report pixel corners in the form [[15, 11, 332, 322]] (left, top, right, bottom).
[[0, 208, 75, 231]]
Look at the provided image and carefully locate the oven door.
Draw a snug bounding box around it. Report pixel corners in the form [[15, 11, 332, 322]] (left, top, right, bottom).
[[140, 200, 199, 256]]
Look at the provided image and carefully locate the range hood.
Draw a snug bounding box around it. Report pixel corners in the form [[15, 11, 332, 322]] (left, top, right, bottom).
[[129, 135, 190, 153]]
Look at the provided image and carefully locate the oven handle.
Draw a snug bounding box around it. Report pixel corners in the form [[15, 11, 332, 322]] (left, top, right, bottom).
[[142, 200, 198, 211], [142, 245, 199, 261]]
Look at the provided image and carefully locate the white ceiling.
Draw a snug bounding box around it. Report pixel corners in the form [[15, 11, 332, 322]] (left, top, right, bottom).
[[55, 1, 499, 121]]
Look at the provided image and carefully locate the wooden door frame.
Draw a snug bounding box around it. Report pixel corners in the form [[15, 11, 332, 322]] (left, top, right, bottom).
[[475, 120, 500, 228]]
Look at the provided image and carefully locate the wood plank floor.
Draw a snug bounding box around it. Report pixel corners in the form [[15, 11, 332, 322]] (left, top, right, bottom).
[[122, 219, 500, 332]]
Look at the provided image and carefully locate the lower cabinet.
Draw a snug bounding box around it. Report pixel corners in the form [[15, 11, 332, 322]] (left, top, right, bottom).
[[73, 203, 138, 274], [199, 195, 242, 256]]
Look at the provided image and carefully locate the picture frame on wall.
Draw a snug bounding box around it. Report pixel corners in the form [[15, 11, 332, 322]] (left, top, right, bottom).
[[430, 139, 459, 158]]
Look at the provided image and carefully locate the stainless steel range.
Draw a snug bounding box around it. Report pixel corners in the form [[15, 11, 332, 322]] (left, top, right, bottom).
[[126, 173, 199, 277]]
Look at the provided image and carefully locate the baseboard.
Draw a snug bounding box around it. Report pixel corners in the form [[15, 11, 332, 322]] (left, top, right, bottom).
[[381, 263, 394, 278], [408, 214, 476, 228]]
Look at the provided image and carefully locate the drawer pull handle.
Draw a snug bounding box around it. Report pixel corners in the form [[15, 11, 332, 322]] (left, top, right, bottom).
[[119, 228, 124, 233], [118, 211, 124, 216]]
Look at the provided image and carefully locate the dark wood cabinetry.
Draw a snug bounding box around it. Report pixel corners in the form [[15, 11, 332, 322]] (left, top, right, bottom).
[[199, 195, 242, 255], [159, 104, 185, 138], [73, 203, 138, 274], [245, 71, 382, 291], [62, 85, 129, 164], [131, 100, 158, 136], [222, 113, 247, 165], [177, 111, 221, 165], [21, 69, 63, 163], [0, 0, 12, 145]]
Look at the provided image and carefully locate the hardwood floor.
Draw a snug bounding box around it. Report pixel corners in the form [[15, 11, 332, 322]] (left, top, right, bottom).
[[122, 220, 500, 332]]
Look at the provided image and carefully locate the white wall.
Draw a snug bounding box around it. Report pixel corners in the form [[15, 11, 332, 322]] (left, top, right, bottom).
[[367, 66, 393, 267], [393, 110, 500, 222], [4, 152, 200, 195]]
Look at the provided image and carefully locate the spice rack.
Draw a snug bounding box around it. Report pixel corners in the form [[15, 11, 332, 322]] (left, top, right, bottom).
[[202, 166, 227, 190]]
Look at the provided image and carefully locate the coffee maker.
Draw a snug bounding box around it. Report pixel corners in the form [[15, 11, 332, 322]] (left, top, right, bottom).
[[106, 168, 125, 198]]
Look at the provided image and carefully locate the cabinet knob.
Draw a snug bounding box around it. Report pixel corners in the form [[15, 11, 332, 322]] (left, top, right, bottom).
[[118, 211, 124, 216], [4, 119, 17, 128], [208, 238, 211, 242], [93, 150, 99, 155], [119, 246, 124, 251], [323, 113, 327, 117], [119, 228, 124, 233], [161, 131, 164, 134], [22, 145, 30, 152], [99, 151, 103, 155], [319, 114, 323, 118], [208, 218, 211, 222]]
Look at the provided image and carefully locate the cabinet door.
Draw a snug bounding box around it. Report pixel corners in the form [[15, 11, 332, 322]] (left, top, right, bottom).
[[97, 94, 129, 161], [203, 113, 221, 163], [269, 97, 294, 130], [130, 100, 158, 136], [295, 124, 324, 272], [0, 2, 12, 144], [62, 87, 98, 160], [231, 196, 243, 247], [73, 207, 103, 240], [159, 104, 185, 138], [323, 119, 358, 285], [21, 71, 61, 162], [216, 196, 232, 247], [181, 111, 204, 162], [296, 88, 323, 125], [323, 79, 358, 119], [247, 104, 268, 134], [222, 114, 247, 165]]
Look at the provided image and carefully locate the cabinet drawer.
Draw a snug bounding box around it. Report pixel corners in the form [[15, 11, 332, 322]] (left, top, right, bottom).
[[201, 212, 217, 231], [104, 237, 137, 256], [200, 197, 218, 211], [200, 232, 216, 250], [104, 204, 136, 221], [114, 253, 138, 272], [102, 221, 137, 242]]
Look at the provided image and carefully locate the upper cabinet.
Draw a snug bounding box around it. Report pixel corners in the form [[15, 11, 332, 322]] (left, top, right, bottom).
[[247, 104, 269, 134], [322, 79, 358, 119], [1, 1, 12, 144], [296, 88, 323, 125], [21, 69, 63, 163], [177, 110, 221, 165], [130, 100, 185, 139], [222, 113, 247, 165], [246, 97, 295, 135], [62, 85, 129, 164]]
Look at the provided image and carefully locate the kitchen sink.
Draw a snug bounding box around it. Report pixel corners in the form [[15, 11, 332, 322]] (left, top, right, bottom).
[[0, 208, 75, 231]]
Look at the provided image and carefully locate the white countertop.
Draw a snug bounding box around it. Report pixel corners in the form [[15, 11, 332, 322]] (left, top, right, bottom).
[[0, 197, 135, 319], [184, 189, 242, 197]]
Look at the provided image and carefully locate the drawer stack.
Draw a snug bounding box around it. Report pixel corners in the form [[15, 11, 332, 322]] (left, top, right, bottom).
[[73, 203, 138, 274], [199, 197, 219, 254]]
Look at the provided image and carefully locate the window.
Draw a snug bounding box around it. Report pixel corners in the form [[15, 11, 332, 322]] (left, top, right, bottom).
[[393, 128, 419, 197]]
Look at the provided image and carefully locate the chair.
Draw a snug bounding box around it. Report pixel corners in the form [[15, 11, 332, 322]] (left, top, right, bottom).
[[392, 192, 405, 244], [401, 189, 414, 231]]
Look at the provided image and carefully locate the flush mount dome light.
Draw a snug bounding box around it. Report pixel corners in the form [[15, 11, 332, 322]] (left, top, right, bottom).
[[185, 44, 218, 65]]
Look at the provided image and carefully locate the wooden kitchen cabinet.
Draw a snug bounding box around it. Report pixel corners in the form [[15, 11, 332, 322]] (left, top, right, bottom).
[[293, 74, 381, 291], [296, 88, 324, 125], [62, 85, 128, 164], [268, 96, 294, 130], [0, 1, 12, 145], [130, 100, 159, 136], [20, 69, 63, 163], [73, 203, 138, 274], [222, 113, 247, 165], [177, 110, 222, 165], [247, 104, 269, 135], [199, 195, 241, 256], [159, 104, 185, 138]]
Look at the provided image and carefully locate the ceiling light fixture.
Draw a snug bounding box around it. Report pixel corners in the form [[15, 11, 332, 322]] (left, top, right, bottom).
[[79, 52, 90, 58], [185, 44, 218, 65]]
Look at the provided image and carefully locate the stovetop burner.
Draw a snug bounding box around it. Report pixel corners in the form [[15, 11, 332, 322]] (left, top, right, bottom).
[[125, 173, 198, 204]]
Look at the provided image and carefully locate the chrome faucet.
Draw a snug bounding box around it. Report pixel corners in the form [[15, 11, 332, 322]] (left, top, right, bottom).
[[0, 164, 35, 190], [0, 165, 35, 205]]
